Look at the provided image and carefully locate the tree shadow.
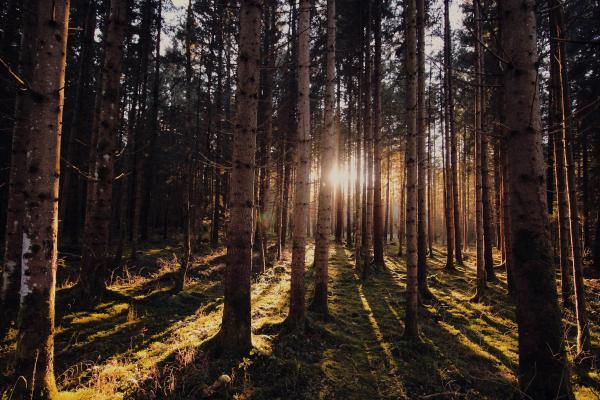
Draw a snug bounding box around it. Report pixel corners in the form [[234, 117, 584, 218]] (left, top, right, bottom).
[[358, 248, 520, 398]]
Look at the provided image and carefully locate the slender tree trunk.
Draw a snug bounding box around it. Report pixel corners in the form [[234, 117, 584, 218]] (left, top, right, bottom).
[[59, 0, 97, 243], [79, 0, 128, 301], [550, 0, 591, 357], [218, 0, 262, 355], [0, 0, 21, 247], [346, 79, 354, 246], [398, 162, 405, 256], [0, 0, 37, 340], [472, 0, 486, 301], [141, 0, 162, 242], [361, 0, 374, 277], [427, 86, 434, 256], [384, 150, 390, 242], [372, 0, 385, 268], [442, 70, 454, 270], [13, 1, 70, 397], [173, 0, 194, 293], [404, 0, 419, 338], [444, 0, 462, 265], [548, 9, 572, 308], [482, 115, 496, 280], [288, 0, 310, 325], [502, 0, 574, 396], [442, 12, 454, 271], [416, 0, 430, 298], [311, 0, 335, 314]]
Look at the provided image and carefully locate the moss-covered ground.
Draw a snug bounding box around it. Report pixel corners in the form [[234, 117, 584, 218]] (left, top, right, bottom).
[[1, 241, 599, 399]]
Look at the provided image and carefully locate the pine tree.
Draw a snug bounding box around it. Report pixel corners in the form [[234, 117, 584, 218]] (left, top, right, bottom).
[[502, 0, 573, 396], [218, 0, 263, 355], [311, 0, 336, 315], [78, 0, 128, 301], [288, 0, 310, 326], [13, 1, 70, 397], [404, 0, 419, 339]]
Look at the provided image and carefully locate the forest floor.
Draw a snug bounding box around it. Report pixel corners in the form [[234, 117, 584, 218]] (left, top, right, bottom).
[[1, 241, 599, 399]]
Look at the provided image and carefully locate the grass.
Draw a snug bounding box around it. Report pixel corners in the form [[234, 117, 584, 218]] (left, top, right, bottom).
[[1, 240, 599, 399]]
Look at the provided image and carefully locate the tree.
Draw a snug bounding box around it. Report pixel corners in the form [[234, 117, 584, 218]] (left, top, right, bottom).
[[288, 0, 310, 326], [548, 0, 572, 308], [446, 0, 462, 266], [0, 0, 32, 338], [472, 0, 486, 301], [372, 0, 385, 269], [442, 0, 455, 271], [173, 0, 194, 293], [311, 0, 336, 315], [502, 0, 574, 396], [404, 0, 419, 339], [416, 0, 430, 299], [551, 0, 590, 357], [218, 0, 263, 355], [13, 1, 70, 397], [78, 0, 129, 301]]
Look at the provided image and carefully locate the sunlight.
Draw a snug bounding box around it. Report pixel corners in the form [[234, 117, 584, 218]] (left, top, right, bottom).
[[329, 166, 348, 187]]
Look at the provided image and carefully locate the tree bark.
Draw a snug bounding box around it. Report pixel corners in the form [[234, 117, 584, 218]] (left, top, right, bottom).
[[218, 0, 262, 355], [442, 2, 454, 270], [0, 0, 34, 339], [502, 0, 574, 396], [416, 0, 430, 298], [473, 0, 486, 301], [79, 0, 128, 301], [550, 0, 591, 357], [373, 0, 385, 269], [311, 0, 335, 315], [288, 0, 310, 326], [14, 1, 70, 397], [404, 0, 419, 338]]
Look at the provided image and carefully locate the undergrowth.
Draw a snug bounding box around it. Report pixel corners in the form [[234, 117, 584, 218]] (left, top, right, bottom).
[[1, 241, 598, 399]]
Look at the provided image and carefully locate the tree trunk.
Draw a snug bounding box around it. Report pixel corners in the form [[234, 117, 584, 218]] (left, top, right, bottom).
[[404, 0, 419, 338], [140, 0, 162, 242], [444, 0, 462, 265], [13, 1, 70, 397], [288, 0, 310, 326], [472, 0, 486, 301], [550, 0, 591, 357], [79, 0, 128, 301], [502, 0, 574, 396], [361, 0, 373, 278], [311, 0, 335, 315], [218, 0, 262, 355], [384, 150, 390, 242], [442, 3, 454, 270], [416, 0, 430, 298], [373, 0, 385, 268], [59, 0, 97, 244]]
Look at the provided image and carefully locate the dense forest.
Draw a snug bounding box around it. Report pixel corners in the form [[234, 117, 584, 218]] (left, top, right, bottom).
[[1, 0, 599, 398]]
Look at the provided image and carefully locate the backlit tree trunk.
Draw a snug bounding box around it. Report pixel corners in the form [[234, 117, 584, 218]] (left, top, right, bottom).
[[416, 0, 430, 298], [14, 1, 70, 397], [549, 0, 591, 357], [372, 0, 385, 268], [473, 0, 486, 301], [219, 0, 262, 354], [404, 0, 419, 338], [79, 0, 128, 301], [311, 0, 335, 314], [502, 0, 574, 396], [288, 0, 310, 326], [442, 1, 454, 270]]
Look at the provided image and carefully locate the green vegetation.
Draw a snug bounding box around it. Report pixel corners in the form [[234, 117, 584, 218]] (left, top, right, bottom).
[[2, 243, 598, 399]]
